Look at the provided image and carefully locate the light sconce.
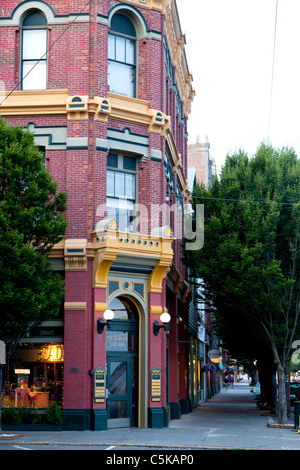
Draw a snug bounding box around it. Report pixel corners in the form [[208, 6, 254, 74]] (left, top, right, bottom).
[[97, 309, 114, 334], [153, 311, 171, 336]]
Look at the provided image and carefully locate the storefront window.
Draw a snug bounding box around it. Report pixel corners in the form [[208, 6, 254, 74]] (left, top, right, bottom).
[[1, 343, 64, 409]]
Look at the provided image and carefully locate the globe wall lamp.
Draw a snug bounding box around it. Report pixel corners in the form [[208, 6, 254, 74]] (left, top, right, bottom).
[[97, 309, 114, 334], [153, 311, 171, 336]]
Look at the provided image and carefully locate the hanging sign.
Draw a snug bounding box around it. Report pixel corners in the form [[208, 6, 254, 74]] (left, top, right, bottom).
[[94, 367, 106, 403], [208, 349, 221, 359], [151, 367, 161, 402]]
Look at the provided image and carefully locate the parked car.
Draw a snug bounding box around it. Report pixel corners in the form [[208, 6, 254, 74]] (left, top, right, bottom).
[[290, 382, 300, 405]]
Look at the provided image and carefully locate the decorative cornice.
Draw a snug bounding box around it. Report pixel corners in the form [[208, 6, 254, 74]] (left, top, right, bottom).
[[116, 0, 170, 13], [0, 89, 68, 116], [0, 89, 190, 200], [0, 90, 170, 136], [167, 262, 192, 303], [92, 224, 174, 292], [64, 239, 87, 272], [164, 1, 195, 117], [165, 128, 191, 201]]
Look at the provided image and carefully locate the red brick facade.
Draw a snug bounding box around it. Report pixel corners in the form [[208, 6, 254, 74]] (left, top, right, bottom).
[[0, 0, 194, 429]]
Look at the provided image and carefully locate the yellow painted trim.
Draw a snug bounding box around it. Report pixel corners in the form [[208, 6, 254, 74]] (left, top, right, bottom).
[[115, 0, 170, 12], [107, 93, 170, 135], [164, 2, 195, 117], [148, 238, 173, 293], [67, 95, 89, 120], [94, 231, 120, 288], [0, 90, 170, 135], [115, 294, 143, 428], [93, 229, 174, 293], [165, 128, 190, 200], [94, 302, 108, 311], [0, 89, 68, 116], [64, 302, 86, 311], [150, 305, 163, 314]]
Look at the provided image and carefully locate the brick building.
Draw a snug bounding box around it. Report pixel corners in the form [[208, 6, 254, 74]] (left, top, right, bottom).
[[0, 0, 195, 430], [188, 135, 216, 188]]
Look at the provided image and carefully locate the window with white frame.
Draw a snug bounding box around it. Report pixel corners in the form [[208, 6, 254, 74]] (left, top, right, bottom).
[[108, 13, 136, 98], [21, 10, 47, 90], [106, 153, 137, 232]]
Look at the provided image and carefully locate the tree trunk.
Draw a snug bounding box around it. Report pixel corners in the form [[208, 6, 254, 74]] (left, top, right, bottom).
[[270, 371, 277, 415], [277, 365, 288, 425], [256, 354, 277, 414]]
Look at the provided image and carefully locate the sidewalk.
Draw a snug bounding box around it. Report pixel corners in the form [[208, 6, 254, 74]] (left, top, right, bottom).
[[2, 382, 300, 450]]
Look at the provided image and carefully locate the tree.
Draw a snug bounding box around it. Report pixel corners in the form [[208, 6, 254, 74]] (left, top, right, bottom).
[[183, 143, 300, 424], [0, 118, 67, 430]]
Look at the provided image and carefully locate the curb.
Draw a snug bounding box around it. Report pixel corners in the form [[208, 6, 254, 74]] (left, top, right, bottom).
[[0, 433, 23, 440], [267, 417, 295, 429]]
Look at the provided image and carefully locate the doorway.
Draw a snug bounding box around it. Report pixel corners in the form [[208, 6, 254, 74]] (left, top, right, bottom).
[[106, 296, 139, 428]]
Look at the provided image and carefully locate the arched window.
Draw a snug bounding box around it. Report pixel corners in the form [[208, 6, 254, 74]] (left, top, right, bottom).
[[21, 10, 48, 90], [108, 13, 136, 98]]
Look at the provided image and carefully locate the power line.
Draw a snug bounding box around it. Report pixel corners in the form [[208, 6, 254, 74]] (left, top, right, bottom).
[[0, 0, 92, 106]]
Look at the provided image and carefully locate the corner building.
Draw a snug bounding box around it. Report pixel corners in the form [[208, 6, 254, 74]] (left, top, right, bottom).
[[0, 0, 194, 430]]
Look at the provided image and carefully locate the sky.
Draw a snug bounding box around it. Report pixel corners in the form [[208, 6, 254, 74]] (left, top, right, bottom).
[[176, 0, 300, 172]]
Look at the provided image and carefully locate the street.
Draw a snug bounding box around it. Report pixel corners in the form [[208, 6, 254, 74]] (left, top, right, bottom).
[[1, 382, 299, 452]]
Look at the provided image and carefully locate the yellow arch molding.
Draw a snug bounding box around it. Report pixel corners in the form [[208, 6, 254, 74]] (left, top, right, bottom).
[[148, 238, 173, 293]]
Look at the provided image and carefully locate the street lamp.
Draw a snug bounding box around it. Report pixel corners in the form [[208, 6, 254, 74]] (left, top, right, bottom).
[[153, 311, 171, 336], [97, 309, 114, 334]]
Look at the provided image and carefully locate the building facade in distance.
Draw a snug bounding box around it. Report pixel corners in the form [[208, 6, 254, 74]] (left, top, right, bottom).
[[0, 0, 195, 430]]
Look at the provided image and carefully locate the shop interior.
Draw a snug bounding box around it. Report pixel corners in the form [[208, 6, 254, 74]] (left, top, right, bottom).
[[1, 343, 64, 409]]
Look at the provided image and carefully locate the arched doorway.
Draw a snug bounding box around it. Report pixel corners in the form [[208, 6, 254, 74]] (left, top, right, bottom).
[[106, 296, 139, 428]]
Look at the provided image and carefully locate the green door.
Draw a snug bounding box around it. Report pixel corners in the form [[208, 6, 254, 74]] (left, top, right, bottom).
[[107, 355, 134, 428], [106, 313, 138, 428]]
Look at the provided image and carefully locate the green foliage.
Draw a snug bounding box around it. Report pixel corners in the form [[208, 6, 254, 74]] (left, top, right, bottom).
[[0, 118, 67, 349], [1, 407, 21, 424], [31, 408, 42, 424], [18, 406, 32, 423], [2, 407, 43, 425], [44, 402, 63, 426], [183, 143, 300, 365]]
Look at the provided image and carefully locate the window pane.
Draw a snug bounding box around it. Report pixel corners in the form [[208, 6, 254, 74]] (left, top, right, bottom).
[[126, 39, 135, 65], [23, 30, 47, 60], [106, 197, 118, 220], [125, 173, 135, 200], [110, 401, 127, 419], [123, 156, 136, 171], [22, 60, 47, 90], [107, 170, 115, 197], [111, 14, 136, 37], [110, 362, 127, 394], [107, 154, 118, 168], [106, 197, 134, 232], [115, 172, 124, 197], [23, 12, 47, 27], [108, 61, 135, 97], [108, 34, 115, 60], [115, 36, 125, 62]]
